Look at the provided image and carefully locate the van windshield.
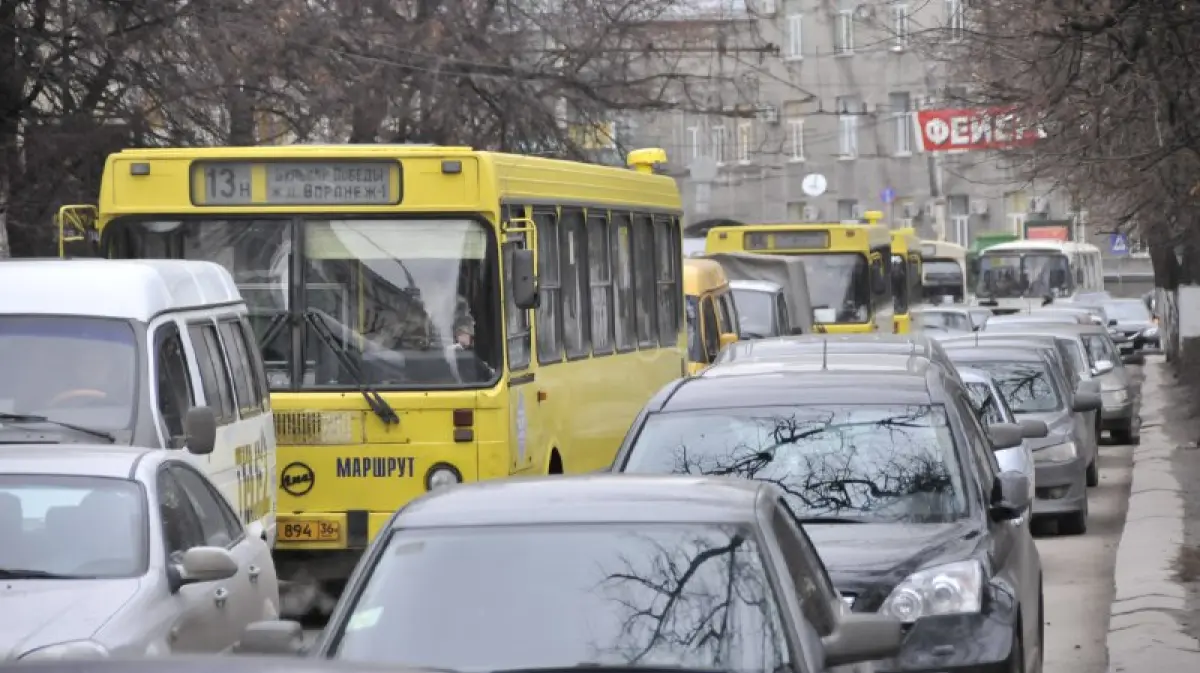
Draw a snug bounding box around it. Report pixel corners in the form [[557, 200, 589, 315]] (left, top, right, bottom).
[[0, 317, 138, 434]]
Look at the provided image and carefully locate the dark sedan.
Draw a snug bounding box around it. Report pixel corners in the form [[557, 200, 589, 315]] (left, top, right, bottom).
[[237, 476, 902, 673], [1103, 298, 1158, 352], [610, 363, 1044, 673]]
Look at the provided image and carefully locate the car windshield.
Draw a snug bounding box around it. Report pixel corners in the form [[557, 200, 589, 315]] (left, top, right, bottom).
[[1082, 334, 1119, 364], [113, 217, 498, 390], [977, 252, 1072, 299], [915, 311, 972, 332], [732, 289, 776, 338], [331, 524, 791, 673], [959, 361, 1062, 413], [789, 253, 871, 325], [0, 475, 146, 578], [964, 382, 1006, 425], [623, 404, 968, 523], [0, 317, 137, 432], [1105, 301, 1152, 322]]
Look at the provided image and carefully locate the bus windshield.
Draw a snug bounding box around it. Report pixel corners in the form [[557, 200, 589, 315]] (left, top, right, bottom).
[[922, 259, 964, 302], [119, 217, 499, 389], [976, 252, 1072, 299], [792, 253, 871, 324]]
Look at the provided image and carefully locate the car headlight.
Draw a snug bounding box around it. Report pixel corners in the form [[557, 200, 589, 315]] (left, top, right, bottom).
[[1143, 326, 1159, 337], [880, 560, 983, 623], [1102, 389, 1128, 404], [19, 641, 110, 660], [1034, 441, 1077, 463], [424, 463, 462, 491]]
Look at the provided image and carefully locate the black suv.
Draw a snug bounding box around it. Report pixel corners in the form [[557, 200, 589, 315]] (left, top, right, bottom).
[[611, 358, 1045, 673]]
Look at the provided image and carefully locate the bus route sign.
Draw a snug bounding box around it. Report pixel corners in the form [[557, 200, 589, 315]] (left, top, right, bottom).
[[191, 160, 401, 207]]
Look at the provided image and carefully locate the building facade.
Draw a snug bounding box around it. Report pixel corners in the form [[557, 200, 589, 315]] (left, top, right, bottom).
[[613, 0, 1074, 244]]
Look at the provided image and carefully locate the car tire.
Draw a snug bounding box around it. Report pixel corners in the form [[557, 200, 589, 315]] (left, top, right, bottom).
[[1086, 459, 1099, 487], [1009, 626, 1026, 673], [1058, 504, 1088, 536], [1112, 419, 1139, 445]]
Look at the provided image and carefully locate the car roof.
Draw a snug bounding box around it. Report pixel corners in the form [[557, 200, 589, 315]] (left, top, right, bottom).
[[665, 368, 936, 412], [729, 279, 782, 293], [987, 313, 1081, 324], [393, 475, 767, 528], [5, 657, 444, 673], [980, 322, 1095, 338], [716, 333, 946, 363], [0, 259, 242, 322], [942, 345, 1047, 363], [701, 353, 934, 376], [0, 445, 153, 479]]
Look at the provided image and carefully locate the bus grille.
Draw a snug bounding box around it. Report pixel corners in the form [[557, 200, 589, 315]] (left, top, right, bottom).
[[274, 411, 355, 445]]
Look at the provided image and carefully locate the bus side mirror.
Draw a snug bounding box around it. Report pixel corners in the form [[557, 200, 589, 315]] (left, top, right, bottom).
[[511, 249, 539, 310]]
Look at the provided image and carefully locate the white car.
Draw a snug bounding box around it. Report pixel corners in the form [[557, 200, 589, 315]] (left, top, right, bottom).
[[0, 444, 279, 659]]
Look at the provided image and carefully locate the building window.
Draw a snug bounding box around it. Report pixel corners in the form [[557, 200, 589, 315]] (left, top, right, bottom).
[[892, 4, 910, 49], [837, 199, 859, 222], [787, 201, 807, 222], [951, 215, 970, 246], [889, 92, 912, 155], [712, 125, 728, 165], [835, 10, 854, 54], [945, 0, 965, 42], [786, 13, 804, 60], [837, 96, 859, 159], [788, 118, 805, 161], [686, 126, 701, 161], [737, 121, 752, 164]]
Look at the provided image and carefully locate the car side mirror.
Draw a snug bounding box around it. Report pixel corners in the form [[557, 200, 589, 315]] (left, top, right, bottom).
[[821, 612, 903, 668], [1072, 390, 1102, 412], [1108, 318, 1118, 326], [511, 248, 539, 311], [719, 332, 738, 349], [987, 422, 1024, 450], [177, 546, 238, 585], [1092, 359, 1114, 375], [184, 407, 218, 456], [990, 470, 1032, 521], [1122, 352, 1145, 366], [234, 620, 306, 656], [790, 326, 806, 335], [1018, 419, 1049, 439]]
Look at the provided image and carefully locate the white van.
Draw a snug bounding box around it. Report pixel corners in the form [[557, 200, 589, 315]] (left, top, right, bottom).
[[0, 259, 276, 543]]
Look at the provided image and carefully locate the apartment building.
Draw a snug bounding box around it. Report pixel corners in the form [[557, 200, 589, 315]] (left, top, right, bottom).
[[609, 0, 1073, 243]]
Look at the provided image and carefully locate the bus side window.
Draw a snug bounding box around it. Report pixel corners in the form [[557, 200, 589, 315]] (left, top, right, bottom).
[[218, 319, 260, 417], [503, 205, 532, 371], [187, 322, 236, 425], [701, 295, 720, 363], [653, 215, 680, 345], [632, 214, 658, 347], [610, 213, 637, 352], [587, 210, 614, 355], [534, 210, 563, 364], [154, 323, 194, 448], [560, 208, 591, 359]]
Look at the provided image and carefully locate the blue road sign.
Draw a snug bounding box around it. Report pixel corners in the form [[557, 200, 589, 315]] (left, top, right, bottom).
[[1109, 233, 1129, 255], [881, 187, 896, 204]]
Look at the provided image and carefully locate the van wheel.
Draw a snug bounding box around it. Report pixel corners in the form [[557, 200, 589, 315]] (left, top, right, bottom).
[[548, 450, 563, 475]]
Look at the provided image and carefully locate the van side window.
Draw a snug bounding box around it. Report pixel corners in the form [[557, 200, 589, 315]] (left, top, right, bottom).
[[238, 317, 271, 409], [701, 295, 720, 363], [187, 322, 236, 423], [717, 292, 738, 337], [776, 294, 792, 334], [218, 319, 259, 415], [154, 323, 194, 447]]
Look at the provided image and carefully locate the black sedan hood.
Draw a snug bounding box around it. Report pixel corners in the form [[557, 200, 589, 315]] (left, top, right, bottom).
[[806, 521, 983, 611]]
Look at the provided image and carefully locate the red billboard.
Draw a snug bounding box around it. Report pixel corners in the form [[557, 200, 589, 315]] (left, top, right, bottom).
[[915, 107, 1046, 153]]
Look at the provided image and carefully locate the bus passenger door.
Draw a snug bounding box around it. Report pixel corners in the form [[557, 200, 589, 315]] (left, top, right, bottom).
[[56, 205, 100, 258], [503, 218, 546, 476]]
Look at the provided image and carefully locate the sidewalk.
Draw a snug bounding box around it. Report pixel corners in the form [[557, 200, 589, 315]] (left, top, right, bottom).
[[1107, 356, 1200, 671]]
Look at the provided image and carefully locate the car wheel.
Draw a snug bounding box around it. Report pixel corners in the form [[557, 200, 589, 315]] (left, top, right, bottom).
[[1112, 421, 1137, 445], [1058, 501, 1088, 536], [1009, 626, 1025, 673], [1086, 459, 1099, 487]]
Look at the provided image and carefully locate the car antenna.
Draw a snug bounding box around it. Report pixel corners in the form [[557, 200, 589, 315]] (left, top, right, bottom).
[[822, 336, 829, 370]]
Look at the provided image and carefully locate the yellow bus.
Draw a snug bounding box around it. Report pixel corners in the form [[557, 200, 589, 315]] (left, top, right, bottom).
[[703, 214, 892, 333], [682, 258, 739, 374], [890, 227, 923, 334], [57, 144, 687, 614], [918, 239, 968, 303]]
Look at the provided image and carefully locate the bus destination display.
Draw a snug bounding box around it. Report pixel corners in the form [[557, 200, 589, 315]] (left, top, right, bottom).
[[746, 230, 830, 250], [192, 160, 400, 206]]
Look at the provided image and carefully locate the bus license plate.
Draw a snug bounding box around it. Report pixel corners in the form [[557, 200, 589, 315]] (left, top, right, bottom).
[[280, 519, 342, 542]]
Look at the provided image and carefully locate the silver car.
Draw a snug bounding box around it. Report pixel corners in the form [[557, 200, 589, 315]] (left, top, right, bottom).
[[0, 445, 279, 659], [958, 367, 1042, 509]]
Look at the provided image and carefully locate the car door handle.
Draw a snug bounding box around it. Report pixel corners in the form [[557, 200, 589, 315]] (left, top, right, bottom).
[[214, 587, 229, 608], [248, 565, 261, 584]]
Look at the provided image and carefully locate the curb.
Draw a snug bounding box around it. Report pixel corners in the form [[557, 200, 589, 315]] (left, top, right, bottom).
[[1107, 359, 1200, 671]]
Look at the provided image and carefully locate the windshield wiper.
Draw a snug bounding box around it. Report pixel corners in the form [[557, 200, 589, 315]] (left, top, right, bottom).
[[303, 310, 400, 425], [0, 567, 85, 579], [0, 412, 115, 443], [796, 516, 868, 524]]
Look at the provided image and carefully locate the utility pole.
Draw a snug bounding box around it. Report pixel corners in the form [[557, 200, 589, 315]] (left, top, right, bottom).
[[922, 64, 947, 242]]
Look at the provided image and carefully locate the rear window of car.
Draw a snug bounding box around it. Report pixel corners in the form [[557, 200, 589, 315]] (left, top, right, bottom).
[[962, 361, 1062, 413]]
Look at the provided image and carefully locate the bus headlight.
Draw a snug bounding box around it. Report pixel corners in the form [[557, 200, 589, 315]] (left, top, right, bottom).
[[425, 463, 462, 491]]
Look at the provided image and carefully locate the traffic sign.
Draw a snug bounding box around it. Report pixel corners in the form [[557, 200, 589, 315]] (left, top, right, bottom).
[[1109, 233, 1129, 255], [881, 187, 895, 204]]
